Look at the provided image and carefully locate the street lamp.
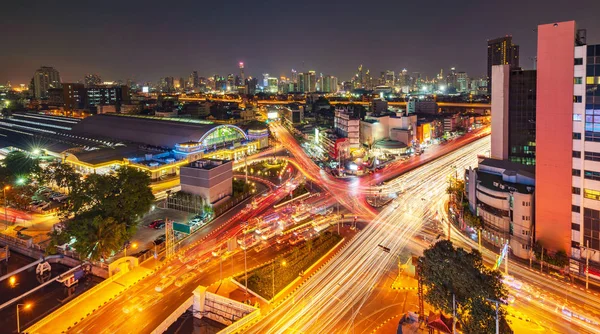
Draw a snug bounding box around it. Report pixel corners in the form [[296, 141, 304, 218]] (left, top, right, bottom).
[[3, 185, 10, 228], [9, 275, 16, 287], [124, 242, 137, 257], [16, 303, 31, 333]]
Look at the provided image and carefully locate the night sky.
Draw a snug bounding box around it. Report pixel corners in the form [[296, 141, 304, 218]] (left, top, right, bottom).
[[2, 0, 600, 84]]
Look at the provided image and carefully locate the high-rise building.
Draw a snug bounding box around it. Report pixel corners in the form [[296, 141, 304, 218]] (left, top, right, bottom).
[[299, 72, 316, 93], [322, 75, 338, 93], [487, 36, 520, 95], [456, 72, 469, 92], [86, 84, 130, 111], [291, 69, 298, 84], [84, 74, 102, 88], [190, 71, 199, 88], [490, 65, 537, 165], [33, 66, 61, 99], [239, 62, 245, 84], [384, 70, 395, 86], [62, 83, 86, 110], [267, 77, 278, 94], [534, 21, 597, 269]]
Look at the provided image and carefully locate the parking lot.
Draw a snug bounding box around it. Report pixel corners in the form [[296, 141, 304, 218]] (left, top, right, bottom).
[[130, 208, 196, 256]]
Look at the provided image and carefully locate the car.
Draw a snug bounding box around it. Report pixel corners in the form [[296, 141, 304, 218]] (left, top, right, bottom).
[[155, 221, 166, 229], [122, 293, 162, 314], [149, 219, 164, 228], [155, 276, 176, 292], [174, 272, 196, 287], [154, 235, 166, 245], [122, 295, 146, 314]]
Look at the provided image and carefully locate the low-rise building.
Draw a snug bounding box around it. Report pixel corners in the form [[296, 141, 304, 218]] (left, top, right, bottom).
[[360, 112, 417, 148], [371, 99, 388, 114], [407, 100, 438, 114], [180, 159, 233, 205], [334, 110, 360, 148], [465, 158, 535, 259], [282, 105, 304, 125]]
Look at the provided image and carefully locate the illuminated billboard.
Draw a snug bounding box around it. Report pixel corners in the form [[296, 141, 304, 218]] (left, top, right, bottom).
[[267, 111, 278, 119]]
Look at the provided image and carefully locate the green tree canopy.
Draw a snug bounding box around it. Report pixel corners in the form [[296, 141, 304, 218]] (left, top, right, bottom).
[[3, 151, 40, 178], [419, 240, 511, 333], [69, 215, 127, 261], [51, 166, 154, 261]]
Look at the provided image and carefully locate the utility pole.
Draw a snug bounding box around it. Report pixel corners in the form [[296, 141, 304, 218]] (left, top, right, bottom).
[[478, 229, 482, 253], [486, 298, 504, 334], [452, 293, 456, 334]]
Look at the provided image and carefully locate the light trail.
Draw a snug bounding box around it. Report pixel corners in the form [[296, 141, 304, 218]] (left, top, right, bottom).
[[247, 136, 490, 333]]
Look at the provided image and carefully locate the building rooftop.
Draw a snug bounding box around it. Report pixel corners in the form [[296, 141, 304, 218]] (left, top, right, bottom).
[[479, 158, 535, 178], [476, 170, 534, 194], [185, 159, 232, 170], [70, 114, 247, 148]]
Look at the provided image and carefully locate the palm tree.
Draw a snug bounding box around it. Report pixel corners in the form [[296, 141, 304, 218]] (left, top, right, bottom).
[[72, 216, 127, 261]]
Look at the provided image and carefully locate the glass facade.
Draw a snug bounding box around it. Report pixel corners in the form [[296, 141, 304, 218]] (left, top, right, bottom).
[[585, 45, 600, 142], [583, 207, 600, 251], [508, 69, 536, 165]]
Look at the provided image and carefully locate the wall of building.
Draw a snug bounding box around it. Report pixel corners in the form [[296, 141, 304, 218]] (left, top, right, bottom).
[[491, 65, 510, 160], [535, 21, 576, 255]]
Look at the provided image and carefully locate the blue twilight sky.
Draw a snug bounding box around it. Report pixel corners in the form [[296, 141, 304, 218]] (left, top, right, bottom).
[[1, 0, 600, 84]]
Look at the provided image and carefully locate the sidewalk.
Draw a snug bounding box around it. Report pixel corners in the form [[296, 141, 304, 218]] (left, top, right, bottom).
[[25, 263, 156, 333]]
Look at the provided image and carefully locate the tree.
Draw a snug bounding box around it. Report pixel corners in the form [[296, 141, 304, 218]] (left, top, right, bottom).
[[418, 240, 511, 333], [3, 151, 40, 178], [65, 166, 154, 233], [69, 215, 127, 261], [39, 161, 80, 193], [50, 166, 154, 261]]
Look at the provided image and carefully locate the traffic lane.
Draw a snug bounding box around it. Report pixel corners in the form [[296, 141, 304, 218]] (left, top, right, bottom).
[[77, 233, 311, 334]]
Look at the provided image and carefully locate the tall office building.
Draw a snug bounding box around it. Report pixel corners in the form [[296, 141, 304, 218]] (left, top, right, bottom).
[[487, 36, 520, 95], [384, 70, 395, 86], [33, 66, 61, 99], [491, 65, 537, 165], [62, 83, 86, 110], [534, 21, 600, 274], [298, 71, 316, 93], [456, 72, 469, 92], [190, 71, 199, 88], [239, 62, 245, 84]]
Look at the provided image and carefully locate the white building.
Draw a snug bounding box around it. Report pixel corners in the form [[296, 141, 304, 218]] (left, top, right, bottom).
[[360, 112, 417, 148], [465, 158, 535, 259], [334, 110, 360, 148], [33, 66, 61, 99]]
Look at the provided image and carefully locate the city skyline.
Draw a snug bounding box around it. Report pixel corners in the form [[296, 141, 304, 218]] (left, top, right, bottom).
[[2, 0, 599, 84]]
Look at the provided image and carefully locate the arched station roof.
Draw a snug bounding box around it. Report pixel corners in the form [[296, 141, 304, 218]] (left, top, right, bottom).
[[70, 114, 247, 148]]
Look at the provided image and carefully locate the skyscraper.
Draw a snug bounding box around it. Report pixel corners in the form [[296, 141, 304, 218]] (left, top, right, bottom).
[[190, 71, 199, 88], [490, 65, 537, 165], [33, 66, 61, 99], [487, 36, 520, 95], [239, 62, 245, 84], [534, 21, 597, 269], [298, 72, 316, 93]]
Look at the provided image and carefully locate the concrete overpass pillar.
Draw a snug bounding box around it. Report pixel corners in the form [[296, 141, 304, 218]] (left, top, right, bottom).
[[192, 285, 207, 319]]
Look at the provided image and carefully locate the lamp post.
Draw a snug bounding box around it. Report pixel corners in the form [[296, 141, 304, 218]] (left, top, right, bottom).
[[16, 303, 31, 333], [124, 242, 137, 257], [3, 185, 10, 228]]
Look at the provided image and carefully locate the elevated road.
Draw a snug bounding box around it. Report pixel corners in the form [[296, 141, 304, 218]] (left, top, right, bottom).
[[177, 96, 490, 109]]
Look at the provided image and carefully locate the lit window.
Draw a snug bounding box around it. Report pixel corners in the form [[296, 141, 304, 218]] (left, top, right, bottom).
[[584, 188, 600, 201]]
